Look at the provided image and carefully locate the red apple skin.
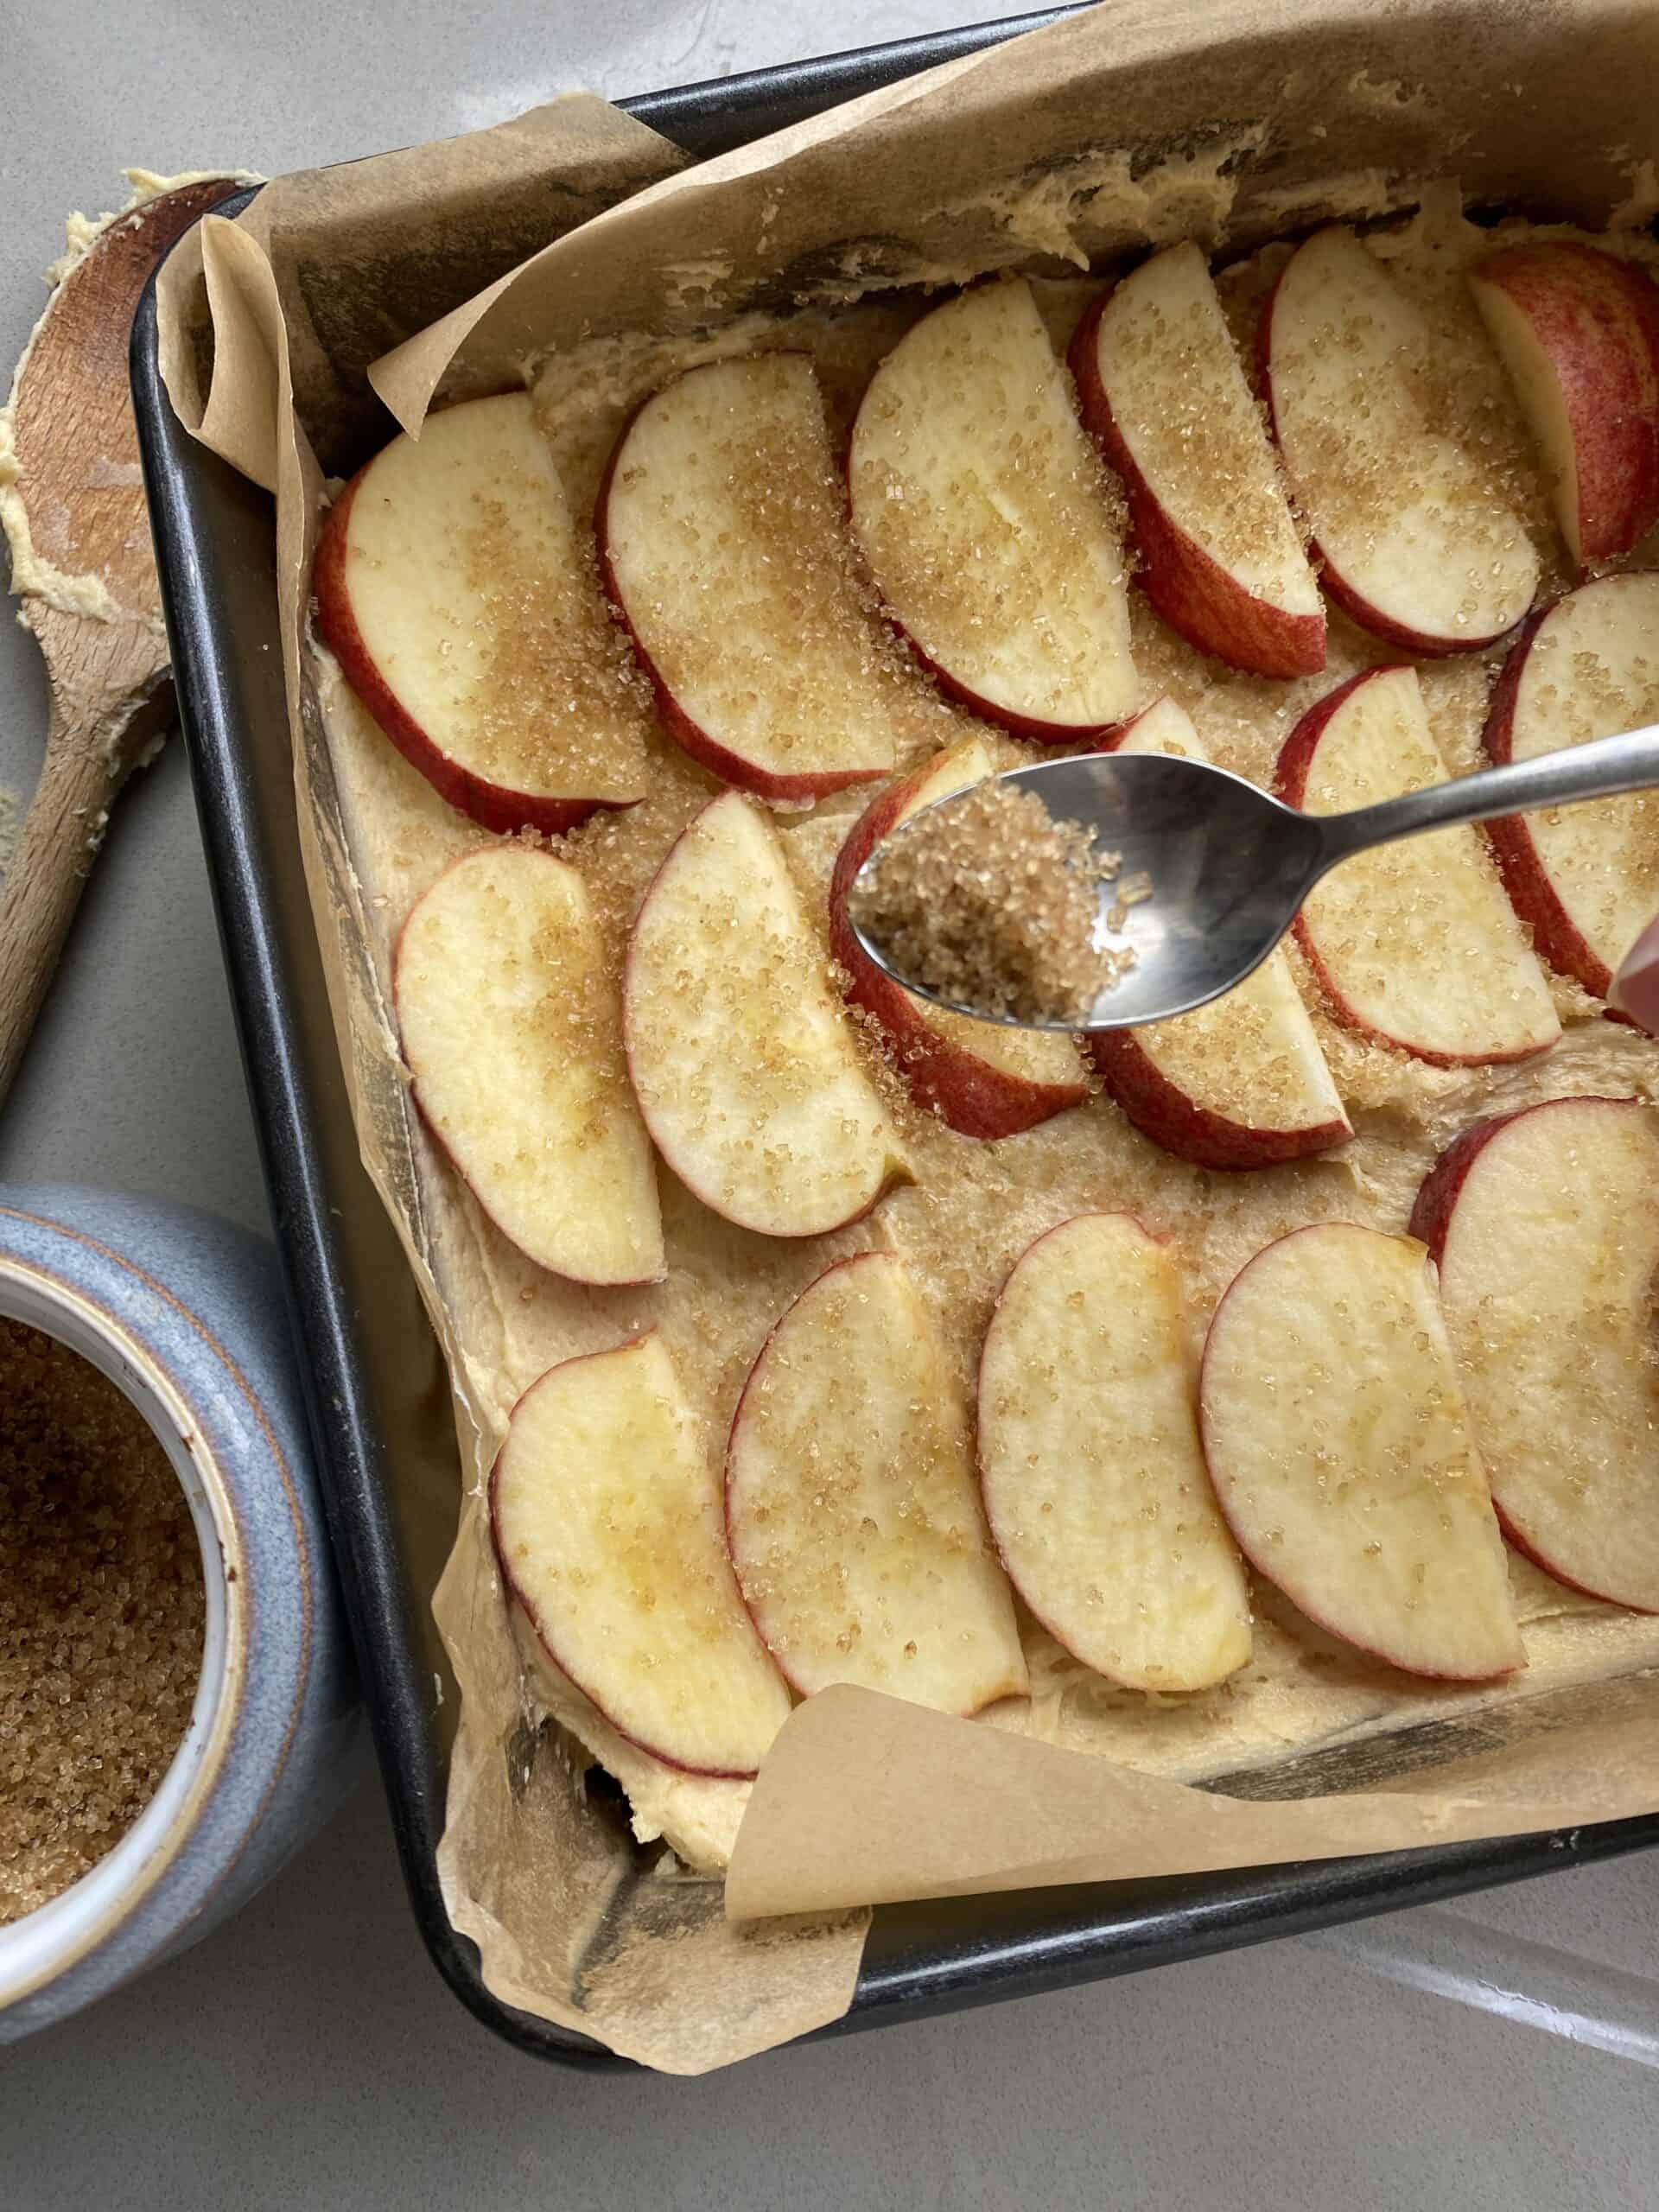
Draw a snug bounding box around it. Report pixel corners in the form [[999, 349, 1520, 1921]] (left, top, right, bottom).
[[1086, 702, 1350, 1167], [594, 382, 889, 804], [623, 797, 903, 1236], [1086, 1028, 1350, 1172], [827, 772, 1089, 1140], [390, 851, 665, 1291], [1480, 601, 1619, 998], [1068, 289, 1325, 680], [1272, 665, 1394, 803], [1274, 667, 1552, 1068], [489, 1334, 766, 1781], [315, 474, 623, 837], [1474, 242, 1659, 569], [1255, 270, 1527, 661], [1404, 1103, 1548, 1261], [1408, 1096, 1655, 1611], [869, 620, 1128, 748], [1198, 1227, 1521, 1685]]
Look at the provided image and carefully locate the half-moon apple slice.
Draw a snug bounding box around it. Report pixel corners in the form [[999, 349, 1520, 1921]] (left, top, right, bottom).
[[491, 1332, 792, 1777], [1071, 242, 1324, 677], [1481, 572, 1659, 999], [1470, 242, 1659, 571], [598, 353, 900, 800], [1262, 226, 1539, 654], [625, 791, 907, 1237], [849, 279, 1138, 740], [726, 1251, 1027, 1709], [315, 392, 652, 834], [1276, 665, 1560, 1066], [978, 1214, 1251, 1692], [1090, 697, 1351, 1168], [396, 845, 664, 1285], [828, 735, 1090, 1138], [1199, 1224, 1522, 1682], [1411, 1096, 1659, 1612]]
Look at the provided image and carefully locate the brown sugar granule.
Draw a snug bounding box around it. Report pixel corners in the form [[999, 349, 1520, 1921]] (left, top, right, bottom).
[[849, 777, 1133, 1025], [0, 1319, 204, 1924]]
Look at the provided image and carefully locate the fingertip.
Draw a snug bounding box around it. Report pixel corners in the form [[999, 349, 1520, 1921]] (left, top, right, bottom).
[[1610, 918, 1659, 1033]]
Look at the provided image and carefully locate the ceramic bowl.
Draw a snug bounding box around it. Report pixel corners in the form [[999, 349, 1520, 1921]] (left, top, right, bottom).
[[0, 1185, 362, 2041]]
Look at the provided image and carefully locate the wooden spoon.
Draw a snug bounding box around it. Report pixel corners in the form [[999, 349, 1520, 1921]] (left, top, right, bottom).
[[0, 176, 241, 1107]]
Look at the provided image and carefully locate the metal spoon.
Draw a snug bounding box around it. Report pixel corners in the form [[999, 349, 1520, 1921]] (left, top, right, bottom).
[[849, 724, 1659, 1032]]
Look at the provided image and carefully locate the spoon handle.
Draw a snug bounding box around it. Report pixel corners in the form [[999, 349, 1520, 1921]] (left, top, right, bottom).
[[1316, 721, 1659, 868], [0, 732, 124, 1109], [0, 636, 173, 1114]]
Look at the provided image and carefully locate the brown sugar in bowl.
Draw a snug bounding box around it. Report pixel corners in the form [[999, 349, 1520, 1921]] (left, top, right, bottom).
[[1, 1312, 207, 1925], [0, 1186, 360, 2042]]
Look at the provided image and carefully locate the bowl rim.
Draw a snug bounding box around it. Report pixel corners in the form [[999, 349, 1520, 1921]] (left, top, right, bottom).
[[0, 1249, 245, 2008]]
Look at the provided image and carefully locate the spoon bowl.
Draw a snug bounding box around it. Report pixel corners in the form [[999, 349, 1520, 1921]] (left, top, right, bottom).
[[850, 723, 1659, 1032]]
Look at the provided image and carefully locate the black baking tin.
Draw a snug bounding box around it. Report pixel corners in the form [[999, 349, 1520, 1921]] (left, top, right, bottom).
[[130, 11, 1659, 2068]]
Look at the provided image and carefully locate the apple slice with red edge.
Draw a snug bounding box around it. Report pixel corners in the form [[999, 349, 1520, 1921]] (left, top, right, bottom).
[[625, 790, 907, 1238], [978, 1213, 1251, 1692], [849, 279, 1138, 741], [1276, 664, 1560, 1065], [1481, 571, 1659, 999], [725, 1250, 1027, 1709], [395, 846, 664, 1286], [1470, 242, 1659, 571], [1199, 1224, 1522, 1681], [828, 736, 1090, 1138], [315, 392, 651, 835], [1070, 242, 1324, 677], [1410, 1095, 1659, 1613], [1262, 226, 1539, 654], [597, 353, 899, 800], [491, 1332, 792, 1777], [1088, 698, 1351, 1167]]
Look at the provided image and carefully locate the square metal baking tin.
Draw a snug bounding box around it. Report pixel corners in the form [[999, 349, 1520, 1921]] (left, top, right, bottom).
[[130, 10, 1659, 2066]]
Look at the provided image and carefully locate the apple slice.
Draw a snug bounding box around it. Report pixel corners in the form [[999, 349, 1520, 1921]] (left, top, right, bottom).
[[395, 847, 664, 1286], [597, 353, 899, 800], [1471, 242, 1659, 570], [492, 1332, 792, 1777], [1262, 226, 1539, 654], [1410, 1096, 1659, 1613], [1070, 242, 1324, 677], [726, 1251, 1027, 1708], [315, 392, 651, 836], [828, 736, 1090, 1138], [1199, 1224, 1522, 1681], [625, 791, 906, 1237], [1276, 665, 1560, 1065], [978, 1214, 1251, 1692], [849, 279, 1138, 740], [1088, 698, 1351, 1167], [1481, 572, 1659, 998]]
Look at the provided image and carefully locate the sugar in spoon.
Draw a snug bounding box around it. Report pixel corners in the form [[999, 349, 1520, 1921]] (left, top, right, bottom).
[[849, 726, 1659, 1032]]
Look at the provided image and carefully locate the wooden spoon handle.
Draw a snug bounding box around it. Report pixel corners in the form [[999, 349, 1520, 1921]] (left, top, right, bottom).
[[0, 726, 125, 1109]]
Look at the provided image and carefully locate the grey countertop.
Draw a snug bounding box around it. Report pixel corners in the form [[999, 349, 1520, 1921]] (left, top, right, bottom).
[[3, 6, 1659, 2203]]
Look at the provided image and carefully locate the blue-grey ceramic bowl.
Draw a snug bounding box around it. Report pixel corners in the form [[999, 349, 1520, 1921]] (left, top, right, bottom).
[[0, 1185, 362, 2040]]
